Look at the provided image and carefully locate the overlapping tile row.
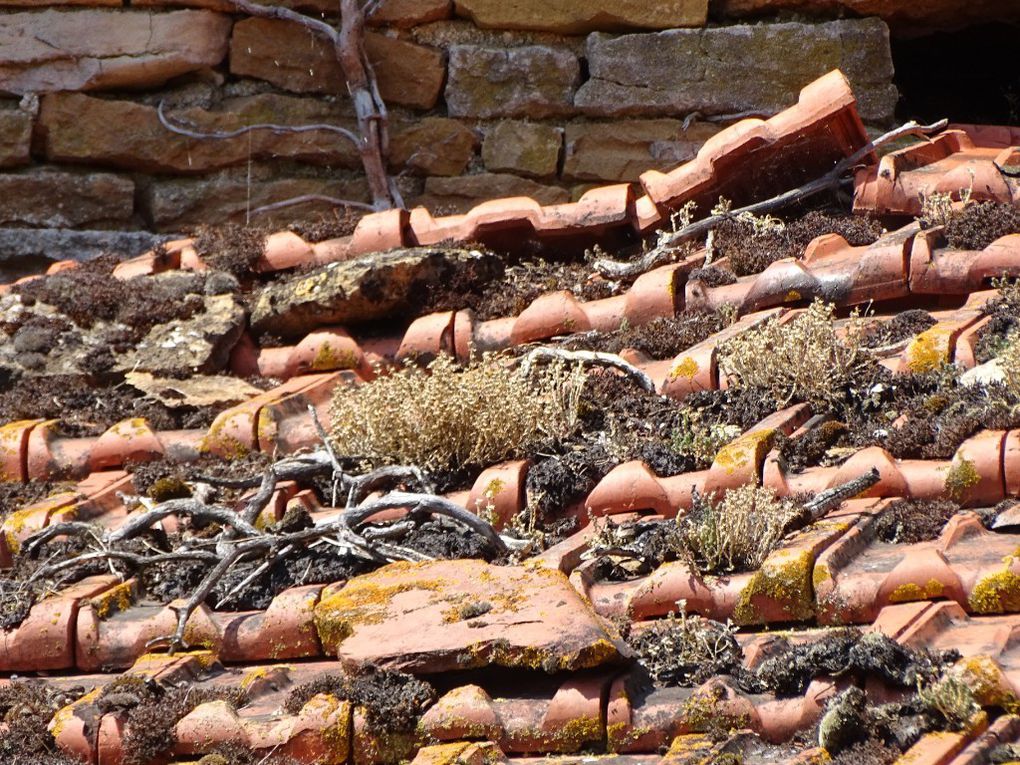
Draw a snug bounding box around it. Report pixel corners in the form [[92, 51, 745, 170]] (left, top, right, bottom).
[[222, 224, 1019, 385], [854, 129, 1020, 217]]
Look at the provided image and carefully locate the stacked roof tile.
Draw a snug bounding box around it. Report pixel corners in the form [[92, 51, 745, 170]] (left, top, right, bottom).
[[2, 68, 1020, 765]]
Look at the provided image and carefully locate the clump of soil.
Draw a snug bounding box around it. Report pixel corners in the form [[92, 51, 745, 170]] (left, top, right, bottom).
[[629, 612, 742, 686], [683, 386, 781, 432], [286, 209, 362, 243], [116, 680, 249, 765], [192, 223, 269, 277], [526, 443, 614, 523], [976, 279, 1020, 363], [944, 201, 1020, 251], [0, 681, 85, 764], [870, 499, 967, 544], [12, 256, 208, 342], [861, 310, 937, 349], [737, 629, 957, 697], [713, 211, 884, 276], [436, 258, 618, 321], [687, 265, 738, 287], [560, 310, 729, 361], [0, 479, 72, 518], [0, 374, 219, 437], [828, 738, 902, 765], [284, 667, 435, 733], [776, 420, 850, 472]]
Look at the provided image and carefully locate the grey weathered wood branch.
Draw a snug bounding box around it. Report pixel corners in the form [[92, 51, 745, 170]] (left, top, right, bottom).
[[159, 0, 400, 212], [594, 119, 950, 279]]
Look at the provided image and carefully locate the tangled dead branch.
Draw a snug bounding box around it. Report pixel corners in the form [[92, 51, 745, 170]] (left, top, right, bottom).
[[159, 0, 401, 212], [22, 446, 508, 654], [594, 119, 950, 279]]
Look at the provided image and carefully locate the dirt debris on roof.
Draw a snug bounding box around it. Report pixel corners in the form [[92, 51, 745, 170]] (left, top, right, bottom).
[[2, 70, 1020, 765]]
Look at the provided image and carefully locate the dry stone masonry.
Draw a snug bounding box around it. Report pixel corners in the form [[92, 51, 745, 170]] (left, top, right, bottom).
[[0, 0, 1013, 253]]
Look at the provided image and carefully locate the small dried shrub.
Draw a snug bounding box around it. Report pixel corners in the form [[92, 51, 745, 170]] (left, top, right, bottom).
[[917, 676, 980, 731], [678, 484, 799, 574], [944, 200, 1020, 250], [670, 407, 741, 467], [330, 353, 585, 474], [629, 605, 742, 686], [718, 300, 877, 409], [1001, 332, 1020, 400], [918, 190, 959, 229]]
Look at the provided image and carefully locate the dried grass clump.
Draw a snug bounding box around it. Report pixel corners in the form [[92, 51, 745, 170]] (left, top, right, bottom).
[[1001, 333, 1020, 401], [678, 484, 799, 574], [330, 353, 584, 474], [718, 300, 874, 408], [629, 604, 741, 686]]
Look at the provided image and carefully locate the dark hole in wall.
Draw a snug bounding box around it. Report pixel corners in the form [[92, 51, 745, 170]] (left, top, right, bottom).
[[892, 23, 1020, 125]]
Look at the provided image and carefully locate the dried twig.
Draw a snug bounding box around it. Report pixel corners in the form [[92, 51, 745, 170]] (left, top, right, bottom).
[[594, 119, 950, 279], [519, 347, 655, 392]]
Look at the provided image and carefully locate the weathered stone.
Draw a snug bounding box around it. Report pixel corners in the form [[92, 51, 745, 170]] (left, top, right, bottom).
[[117, 292, 246, 375], [445, 45, 580, 119], [0, 10, 231, 94], [38, 92, 359, 174], [390, 117, 479, 176], [416, 173, 569, 213], [0, 229, 169, 282], [142, 168, 370, 230], [249, 247, 498, 336], [314, 559, 628, 673], [562, 119, 721, 182], [412, 19, 586, 53], [574, 19, 898, 123], [482, 121, 562, 179], [0, 170, 134, 228], [370, 0, 452, 28], [0, 108, 32, 168], [230, 19, 445, 110], [125, 372, 263, 409], [454, 0, 707, 34], [716, 0, 1018, 37]]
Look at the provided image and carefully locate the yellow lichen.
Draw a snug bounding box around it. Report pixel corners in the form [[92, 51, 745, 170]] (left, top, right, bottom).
[[92, 581, 135, 620], [199, 415, 251, 459], [968, 562, 1020, 614], [906, 328, 949, 374], [944, 458, 981, 502], [669, 356, 700, 380], [712, 428, 775, 475], [311, 342, 358, 372], [733, 548, 815, 626]]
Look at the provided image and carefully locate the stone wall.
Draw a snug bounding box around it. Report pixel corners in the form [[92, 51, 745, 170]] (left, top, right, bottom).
[[0, 0, 992, 235]]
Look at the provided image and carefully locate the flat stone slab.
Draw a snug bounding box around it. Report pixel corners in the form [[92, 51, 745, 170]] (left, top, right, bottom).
[[314, 559, 630, 673]]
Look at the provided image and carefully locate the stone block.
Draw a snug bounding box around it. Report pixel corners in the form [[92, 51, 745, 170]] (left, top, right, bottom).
[[0, 10, 231, 94], [230, 19, 445, 110], [453, 0, 707, 34], [0, 170, 134, 227], [574, 18, 898, 123], [562, 119, 720, 182], [0, 108, 32, 168], [141, 169, 369, 230], [715, 0, 1018, 37], [369, 0, 452, 27], [482, 121, 562, 179], [38, 92, 359, 174], [445, 45, 580, 119], [415, 173, 569, 213], [390, 117, 478, 176]]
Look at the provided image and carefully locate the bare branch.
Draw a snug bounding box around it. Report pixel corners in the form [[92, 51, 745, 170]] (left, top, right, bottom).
[[157, 100, 361, 145], [594, 119, 950, 279], [105, 499, 260, 543], [250, 195, 375, 217], [519, 347, 655, 393]]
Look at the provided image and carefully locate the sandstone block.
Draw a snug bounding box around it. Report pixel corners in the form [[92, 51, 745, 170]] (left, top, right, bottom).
[[416, 173, 570, 213], [446, 45, 580, 119], [0, 109, 32, 168], [230, 19, 445, 110], [454, 0, 707, 34], [142, 170, 370, 230], [369, 0, 452, 27], [574, 19, 898, 123], [0, 170, 134, 228], [482, 121, 562, 179], [715, 0, 1018, 37], [0, 10, 231, 94], [390, 117, 478, 176], [562, 119, 720, 182], [38, 92, 360, 174]]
